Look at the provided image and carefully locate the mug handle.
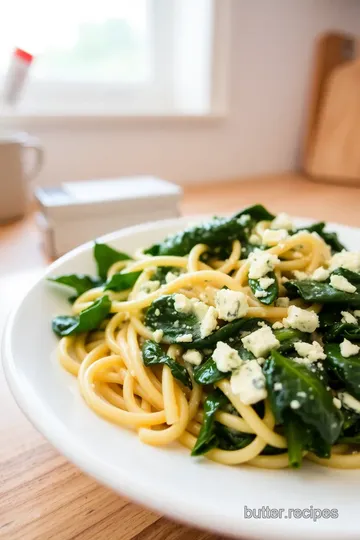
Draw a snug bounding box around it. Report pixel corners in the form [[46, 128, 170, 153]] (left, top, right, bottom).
[[22, 135, 44, 181]]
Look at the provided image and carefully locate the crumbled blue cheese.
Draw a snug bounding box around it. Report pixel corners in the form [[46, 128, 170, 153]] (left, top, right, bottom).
[[242, 326, 280, 358], [153, 329, 163, 343], [330, 274, 356, 294], [249, 233, 262, 245], [312, 266, 330, 282], [248, 251, 280, 280], [237, 214, 251, 226], [274, 382, 283, 391], [341, 311, 358, 325], [340, 338, 360, 358], [141, 280, 160, 294], [294, 341, 326, 363], [154, 308, 161, 316], [271, 212, 293, 231], [290, 399, 301, 409], [176, 333, 193, 343], [283, 305, 319, 333], [165, 271, 179, 284], [230, 360, 267, 405], [183, 349, 202, 366], [272, 321, 284, 329], [354, 310, 360, 318], [262, 228, 288, 246], [258, 276, 275, 290], [338, 392, 360, 413], [174, 294, 218, 339], [174, 293, 192, 313], [329, 250, 360, 272], [333, 397, 342, 409], [213, 342, 243, 372], [199, 306, 218, 338], [275, 297, 289, 307], [293, 270, 308, 280], [255, 289, 268, 298], [215, 289, 248, 322]]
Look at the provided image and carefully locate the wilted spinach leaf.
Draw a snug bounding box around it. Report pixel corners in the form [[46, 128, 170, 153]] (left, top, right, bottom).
[[284, 412, 330, 468], [142, 340, 192, 388], [48, 274, 102, 300], [249, 270, 278, 305], [191, 390, 229, 455], [324, 343, 360, 399], [145, 205, 275, 257], [52, 295, 111, 336], [94, 242, 131, 280], [190, 318, 267, 350], [273, 328, 308, 353], [264, 350, 343, 444], [285, 268, 360, 307], [104, 271, 141, 292]]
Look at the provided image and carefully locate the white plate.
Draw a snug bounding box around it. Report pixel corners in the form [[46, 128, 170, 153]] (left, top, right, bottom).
[[3, 216, 360, 540]]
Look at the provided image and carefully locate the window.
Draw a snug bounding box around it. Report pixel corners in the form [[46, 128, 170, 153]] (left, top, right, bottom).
[[0, 0, 227, 117]]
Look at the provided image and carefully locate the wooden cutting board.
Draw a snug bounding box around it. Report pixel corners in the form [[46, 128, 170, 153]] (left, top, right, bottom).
[[304, 32, 360, 185]]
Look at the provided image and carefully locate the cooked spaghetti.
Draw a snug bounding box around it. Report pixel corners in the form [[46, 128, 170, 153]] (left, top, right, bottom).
[[48, 205, 360, 469]]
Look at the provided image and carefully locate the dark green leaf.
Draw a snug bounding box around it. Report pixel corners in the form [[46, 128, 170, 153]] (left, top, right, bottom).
[[284, 413, 330, 468], [94, 242, 131, 280], [249, 271, 278, 305], [150, 266, 181, 284], [52, 295, 111, 336], [233, 204, 275, 222], [190, 318, 267, 350], [285, 268, 360, 307], [324, 343, 360, 399], [214, 423, 255, 451], [273, 328, 309, 353], [104, 271, 141, 292], [142, 340, 192, 388], [193, 357, 227, 385], [191, 390, 229, 455], [264, 350, 343, 444], [48, 274, 102, 298]]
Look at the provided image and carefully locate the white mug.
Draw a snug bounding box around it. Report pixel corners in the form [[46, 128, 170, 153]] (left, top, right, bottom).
[[0, 132, 43, 222]]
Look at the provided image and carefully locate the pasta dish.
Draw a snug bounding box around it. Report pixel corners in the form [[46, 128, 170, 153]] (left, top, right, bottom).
[[48, 205, 360, 469]]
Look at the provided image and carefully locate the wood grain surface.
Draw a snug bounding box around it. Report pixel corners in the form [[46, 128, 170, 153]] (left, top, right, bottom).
[[0, 173, 359, 540]]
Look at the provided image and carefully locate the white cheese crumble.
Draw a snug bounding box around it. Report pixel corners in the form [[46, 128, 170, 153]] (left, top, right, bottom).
[[230, 360, 267, 405], [274, 382, 283, 391], [338, 392, 360, 414], [333, 397, 342, 409], [213, 342, 243, 372], [354, 310, 360, 318], [174, 293, 192, 313], [249, 233, 262, 245], [215, 289, 248, 322], [176, 334, 193, 343], [290, 399, 301, 409], [237, 214, 251, 226], [262, 228, 288, 246], [183, 349, 202, 366], [272, 321, 284, 329], [154, 308, 160, 316], [341, 311, 358, 325], [330, 274, 356, 294], [165, 271, 178, 284], [248, 251, 280, 280], [294, 341, 326, 362], [293, 270, 308, 280], [242, 326, 280, 358], [174, 294, 219, 339], [258, 276, 275, 290], [283, 305, 319, 333], [329, 250, 360, 272], [312, 266, 330, 282], [275, 297, 290, 307], [199, 306, 218, 338], [340, 338, 360, 358], [153, 329, 163, 343], [255, 289, 268, 298], [271, 212, 293, 231]]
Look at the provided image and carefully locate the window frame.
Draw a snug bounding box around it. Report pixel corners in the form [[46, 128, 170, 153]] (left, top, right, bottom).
[[3, 0, 231, 127]]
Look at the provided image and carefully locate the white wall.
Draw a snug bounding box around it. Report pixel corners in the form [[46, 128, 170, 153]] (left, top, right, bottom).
[[21, 0, 360, 186]]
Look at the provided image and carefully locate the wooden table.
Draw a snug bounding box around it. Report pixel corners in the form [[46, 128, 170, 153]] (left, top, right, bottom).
[[0, 174, 359, 540]]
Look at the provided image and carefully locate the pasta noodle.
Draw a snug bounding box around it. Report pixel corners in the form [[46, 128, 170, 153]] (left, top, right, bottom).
[[50, 206, 360, 469]]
